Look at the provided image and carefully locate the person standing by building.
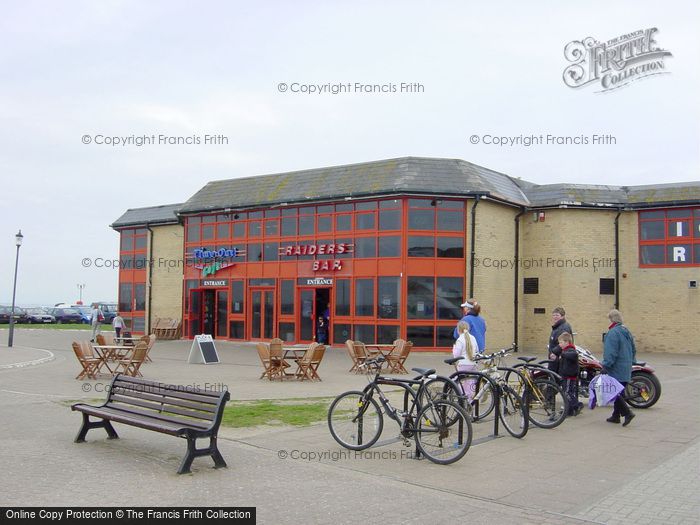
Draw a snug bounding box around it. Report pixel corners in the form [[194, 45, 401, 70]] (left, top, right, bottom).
[[557, 332, 582, 416], [548, 307, 573, 374], [90, 303, 102, 342], [112, 312, 126, 341], [454, 299, 486, 353], [452, 320, 479, 401], [602, 309, 636, 426]]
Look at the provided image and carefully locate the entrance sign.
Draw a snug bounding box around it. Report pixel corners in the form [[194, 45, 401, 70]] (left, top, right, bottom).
[[298, 277, 333, 286], [188, 334, 220, 364], [202, 280, 227, 287]]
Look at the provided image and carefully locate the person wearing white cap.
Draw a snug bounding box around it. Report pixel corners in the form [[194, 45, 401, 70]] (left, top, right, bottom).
[[453, 298, 486, 353]]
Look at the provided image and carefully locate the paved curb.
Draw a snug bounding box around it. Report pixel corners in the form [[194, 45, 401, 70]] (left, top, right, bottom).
[[0, 348, 55, 370]]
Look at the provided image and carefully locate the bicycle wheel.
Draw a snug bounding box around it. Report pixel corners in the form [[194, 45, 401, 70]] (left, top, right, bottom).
[[471, 376, 496, 421], [420, 377, 469, 425], [328, 390, 383, 450], [528, 379, 568, 429], [415, 400, 472, 465], [498, 385, 528, 438], [420, 377, 464, 406]]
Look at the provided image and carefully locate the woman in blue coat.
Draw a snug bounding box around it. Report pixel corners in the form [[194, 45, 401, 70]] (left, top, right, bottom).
[[602, 309, 636, 426]]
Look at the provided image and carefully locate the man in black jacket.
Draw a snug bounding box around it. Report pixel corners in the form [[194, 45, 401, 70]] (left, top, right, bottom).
[[548, 307, 573, 374]]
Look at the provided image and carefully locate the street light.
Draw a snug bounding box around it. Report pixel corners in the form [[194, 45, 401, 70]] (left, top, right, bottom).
[[8, 230, 24, 348]]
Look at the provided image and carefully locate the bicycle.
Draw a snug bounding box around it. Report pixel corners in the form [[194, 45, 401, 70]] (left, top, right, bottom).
[[506, 356, 569, 429], [327, 357, 473, 465], [420, 346, 529, 438]]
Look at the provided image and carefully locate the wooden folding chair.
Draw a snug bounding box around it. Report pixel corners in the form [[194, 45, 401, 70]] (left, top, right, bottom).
[[295, 343, 321, 381], [139, 333, 155, 362], [72, 342, 101, 380], [344, 340, 361, 373], [256, 342, 275, 380], [352, 342, 370, 373], [114, 341, 149, 377], [306, 344, 325, 381], [268, 338, 290, 380], [386, 340, 412, 374]]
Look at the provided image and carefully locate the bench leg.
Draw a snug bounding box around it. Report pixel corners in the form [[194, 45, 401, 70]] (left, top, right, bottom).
[[178, 434, 227, 475], [74, 413, 120, 443]]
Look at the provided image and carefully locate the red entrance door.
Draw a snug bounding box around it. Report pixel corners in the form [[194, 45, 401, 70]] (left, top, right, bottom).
[[250, 288, 275, 340]]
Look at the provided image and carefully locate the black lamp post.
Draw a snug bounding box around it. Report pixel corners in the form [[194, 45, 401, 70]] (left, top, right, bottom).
[[8, 230, 23, 348]]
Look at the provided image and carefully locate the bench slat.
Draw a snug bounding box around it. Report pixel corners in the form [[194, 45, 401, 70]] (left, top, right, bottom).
[[109, 394, 215, 422], [74, 405, 189, 435], [109, 389, 217, 413], [104, 403, 212, 430], [112, 379, 222, 405]]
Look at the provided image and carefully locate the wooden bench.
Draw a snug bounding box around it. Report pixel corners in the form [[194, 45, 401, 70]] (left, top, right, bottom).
[[71, 374, 230, 474], [152, 318, 181, 340]]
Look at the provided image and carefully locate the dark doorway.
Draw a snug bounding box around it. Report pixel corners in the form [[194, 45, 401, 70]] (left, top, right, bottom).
[[202, 290, 216, 336], [315, 288, 330, 344]]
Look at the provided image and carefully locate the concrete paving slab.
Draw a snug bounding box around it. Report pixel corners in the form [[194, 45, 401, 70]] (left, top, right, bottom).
[[0, 328, 698, 524]]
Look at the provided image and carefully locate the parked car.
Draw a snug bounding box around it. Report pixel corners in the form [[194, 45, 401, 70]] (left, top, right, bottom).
[[25, 307, 56, 324], [97, 302, 118, 324], [74, 306, 94, 324], [50, 307, 83, 324], [0, 306, 28, 323]]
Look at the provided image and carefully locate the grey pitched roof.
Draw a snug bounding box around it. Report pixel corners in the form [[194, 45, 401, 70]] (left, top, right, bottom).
[[176, 157, 531, 214], [111, 203, 183, 229], [111, 158, 700, 227], [519, 181, 700, 208]]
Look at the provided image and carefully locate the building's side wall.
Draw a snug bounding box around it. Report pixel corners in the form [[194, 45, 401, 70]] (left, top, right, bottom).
[[149, 224, 184, 332], [519, 209, 618, 354], [618, 213, 700, 353], [470, 199, 518, 351]]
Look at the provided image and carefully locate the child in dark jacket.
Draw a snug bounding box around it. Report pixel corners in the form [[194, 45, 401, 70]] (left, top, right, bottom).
[[557, 332, 582, 416]]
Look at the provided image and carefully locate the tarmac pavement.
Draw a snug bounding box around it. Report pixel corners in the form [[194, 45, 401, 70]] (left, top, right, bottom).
[[0, 328, 698, 524]]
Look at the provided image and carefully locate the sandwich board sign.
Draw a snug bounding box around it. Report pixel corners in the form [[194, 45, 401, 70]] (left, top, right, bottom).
[[188, 334, 220, 364]]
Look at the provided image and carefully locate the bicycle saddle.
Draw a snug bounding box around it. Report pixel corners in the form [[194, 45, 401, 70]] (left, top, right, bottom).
[[517, 356, 537, 363], [411, 367, 436, 377], [444, 357, 462, 365]]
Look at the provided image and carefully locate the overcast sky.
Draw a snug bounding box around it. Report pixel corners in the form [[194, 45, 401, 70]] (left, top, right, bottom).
[[1, 0, 698, 305]]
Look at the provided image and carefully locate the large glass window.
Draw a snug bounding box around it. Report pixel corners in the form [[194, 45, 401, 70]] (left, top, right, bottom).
[[335, 279, 350, 316], [299, 215, 315, 235], [263, 242, 279, 261], [333, 323, 352, 344], [119, 283, 132, 312], [378, 236, 400, 257], [354, 237, 376, 258], [231, 281, 244, 313], [355, 279, 374, 316], [248, 243, 262, 262], [407, 326, 434, 347], [437, 237, 464, 258], [354, 324, 375, 343], [336, 214, 352, 231], [407, 277, 434, 319], [379, 209, 401, 230], [408, 236, 435, 257], [134, 284, 146, 311], [280, 280, 294, 315], [437, 277, 463, 319], [639, 208, 700, 267], [356, 213, 375, 230], [377, 325, 400, 344], [281, 217, 297, 236], [377, 277, 400, 319]]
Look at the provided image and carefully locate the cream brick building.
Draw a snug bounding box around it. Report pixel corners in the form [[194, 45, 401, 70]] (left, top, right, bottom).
[[112, 157, 700, 353]]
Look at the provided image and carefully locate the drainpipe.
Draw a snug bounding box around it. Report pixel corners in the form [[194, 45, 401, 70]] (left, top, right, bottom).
[[469, 196, 482, 297], [513, 208, 526, 351], [614, 208, 622, 310], [147, 225, 154, 335]]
